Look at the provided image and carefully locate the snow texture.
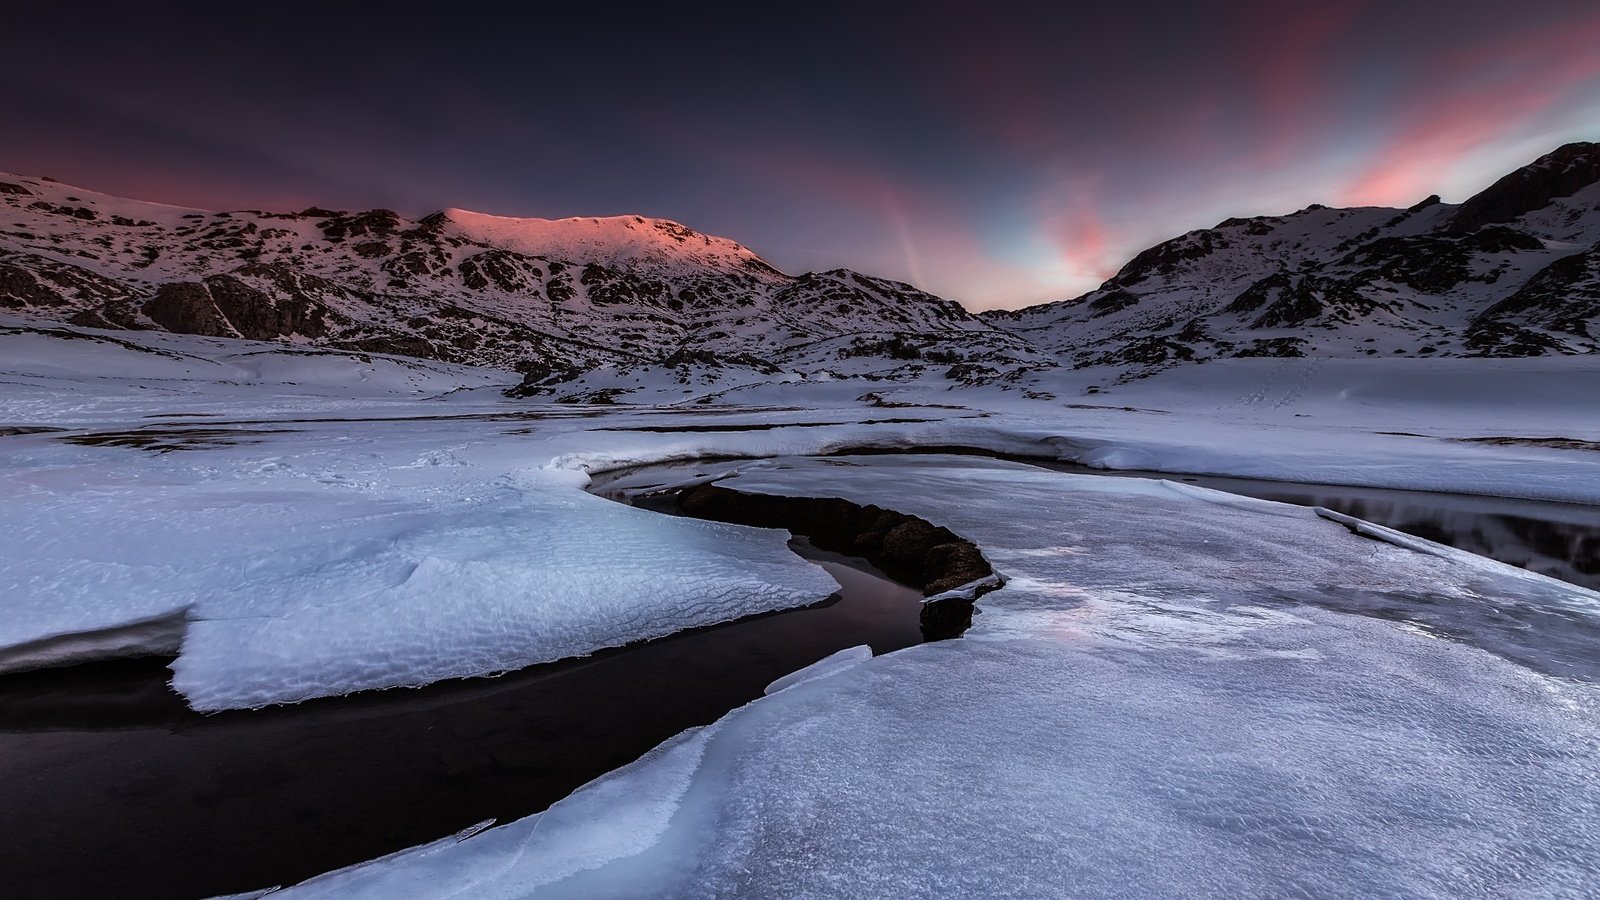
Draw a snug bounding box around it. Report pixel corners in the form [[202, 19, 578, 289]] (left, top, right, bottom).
[[4, 321, 1600, 713], [261, 455, 1600, 899]]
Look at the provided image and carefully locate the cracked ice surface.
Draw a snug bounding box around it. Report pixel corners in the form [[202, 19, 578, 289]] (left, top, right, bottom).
[[275, 456, 1600, 898]]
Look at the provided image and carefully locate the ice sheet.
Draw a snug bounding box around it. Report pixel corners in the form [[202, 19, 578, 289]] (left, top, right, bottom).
[[265, 456, 1600, 899], [173, 490, 837, 709]]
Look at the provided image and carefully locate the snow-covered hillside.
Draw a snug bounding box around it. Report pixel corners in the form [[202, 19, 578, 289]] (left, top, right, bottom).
[[0, 175, 1042, 390], [5, 143, 1598, 397], [990, 142, 1600, 375]]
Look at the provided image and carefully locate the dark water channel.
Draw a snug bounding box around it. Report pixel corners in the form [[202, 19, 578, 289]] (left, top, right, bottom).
[[0, 534, 922, 900]]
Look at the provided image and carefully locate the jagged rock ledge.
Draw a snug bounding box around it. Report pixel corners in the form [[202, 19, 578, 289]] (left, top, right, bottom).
[[676, 483, 1002, 639]]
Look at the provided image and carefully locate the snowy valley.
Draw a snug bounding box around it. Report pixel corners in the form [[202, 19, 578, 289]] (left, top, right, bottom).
[[2, 143, 1600, 900]]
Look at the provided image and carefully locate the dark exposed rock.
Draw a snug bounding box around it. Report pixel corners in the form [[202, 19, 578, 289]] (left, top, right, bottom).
[[545, 272, 576, 305], [944, 362, 1002, 384], [1225, 272, 1292, 315], [0, 182, 32, 196], [1244, 273, 1378, 327], [1109, 230, 1224, 286], [415, 211, 451, 231], [1460, 226, 1545, 254], [919, 595, 976, 641], [1338, 236, 1473, 292], [334, 334, 438, 358], [460, 249, 541, 293], [505, 360, 583, 397], [142, 282, 234, 337], [320, 210, 401, 242], [1233, 337, 1307, 358], [1469, 241, 1600, 350], [840, 336, 923, 360], [580, 263, 676, 308], [204, 273, 332, 340], [1252, 280, 1325, 327], [25, 201, 97, 220], [1087, 288, 1139, 317], [676, 483, 996, 622], [1462, 320, 1567, 357], [0, 261, 71, 307], [1085, 335, 1196, 368], [383, 248, 449, 279], [1407, 194, 1442, 212], [1175, 317, 1209, 343], [1448, 142, 1600, 233], [66, 308, 117, 327]]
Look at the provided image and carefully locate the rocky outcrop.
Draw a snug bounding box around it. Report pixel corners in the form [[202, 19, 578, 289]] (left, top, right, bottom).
[[676, 483, 999, 639], [1111, 229, 1227, 286], [459, 249, 542, 293], [1468, 241, 1600, 353], [1448, 142, 1600, 233], [142, 282, 235, 337], [204, 272, 332, 340], [1, 254, 141, 310]]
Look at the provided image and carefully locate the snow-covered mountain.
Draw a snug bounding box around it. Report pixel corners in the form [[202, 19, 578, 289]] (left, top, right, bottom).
[[5, 142, 1598, 395], [0, 175, 1046, 393], [989, 142, 1600, 375]]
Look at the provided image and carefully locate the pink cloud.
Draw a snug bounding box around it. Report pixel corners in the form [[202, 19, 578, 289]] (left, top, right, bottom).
[[1339, 14, 1600, 206]]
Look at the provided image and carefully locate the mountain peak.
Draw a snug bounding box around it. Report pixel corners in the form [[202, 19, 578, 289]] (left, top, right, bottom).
[[0, 172, 1035, 386], [431, 208, 766, 271], [1447, 141, 1600, 233]]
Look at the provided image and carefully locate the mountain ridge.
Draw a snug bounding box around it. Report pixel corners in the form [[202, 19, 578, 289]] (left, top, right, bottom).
[[0, 172, 1045, 395], [986, 142, 1600, 376], [4, 142, 1598, 398]]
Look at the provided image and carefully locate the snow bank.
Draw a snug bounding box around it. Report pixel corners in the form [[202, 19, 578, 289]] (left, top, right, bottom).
[[264, 455, 1600, 899], [762, 644, 871, 695], [172, 490, 836, 710]]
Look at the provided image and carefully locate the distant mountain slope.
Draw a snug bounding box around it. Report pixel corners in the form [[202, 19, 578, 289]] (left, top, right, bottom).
[[7, 142, 1598, 398], [0, 175, 1046, 390], [989, 142, 1600, 376]]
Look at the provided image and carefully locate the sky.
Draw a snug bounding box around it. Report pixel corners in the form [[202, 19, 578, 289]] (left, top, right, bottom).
[[5, 2, 1600, 310]]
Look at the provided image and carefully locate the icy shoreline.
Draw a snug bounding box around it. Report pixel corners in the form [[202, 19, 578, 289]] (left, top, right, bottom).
[[254, 455, 1600, 899], [3, 322, 1599, 896]]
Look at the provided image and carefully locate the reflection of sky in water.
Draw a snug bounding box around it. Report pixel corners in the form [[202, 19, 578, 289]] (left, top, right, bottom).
[[1033, 463, 1600, 592], [1257, 492, 1599, 591]]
